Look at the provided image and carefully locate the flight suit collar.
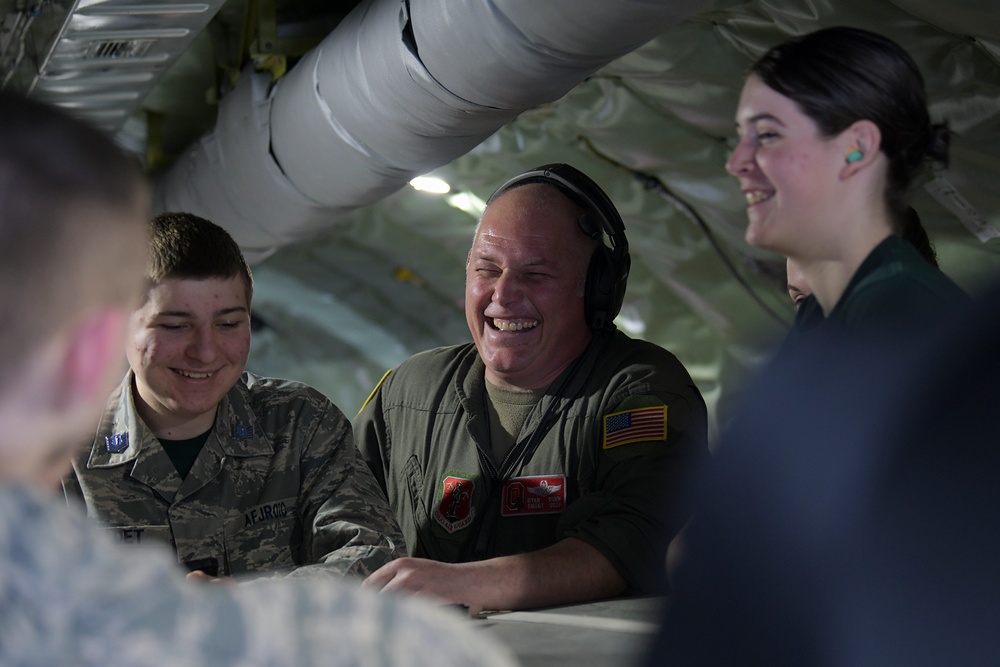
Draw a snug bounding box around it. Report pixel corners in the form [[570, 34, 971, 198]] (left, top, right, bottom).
[[455, 351, 491, 450], [456, 333, 612, 466]]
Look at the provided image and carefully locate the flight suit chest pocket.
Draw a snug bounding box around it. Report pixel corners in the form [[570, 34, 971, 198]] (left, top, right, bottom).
[[224, 497, 300, 575]]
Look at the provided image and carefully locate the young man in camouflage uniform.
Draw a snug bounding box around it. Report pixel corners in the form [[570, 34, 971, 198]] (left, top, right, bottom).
[[0, 89, 517, 667], [357, 164, 710, 613], [66, 212, 405, 579]]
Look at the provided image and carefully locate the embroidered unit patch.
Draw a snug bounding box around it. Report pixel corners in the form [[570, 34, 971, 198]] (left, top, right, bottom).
[[501, 475, 566, 516], [433, 475, 476, 534], [602, 406, 667, 449]]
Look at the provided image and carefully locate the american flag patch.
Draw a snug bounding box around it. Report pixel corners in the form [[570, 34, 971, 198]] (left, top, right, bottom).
[[602, 406, 667, 449]]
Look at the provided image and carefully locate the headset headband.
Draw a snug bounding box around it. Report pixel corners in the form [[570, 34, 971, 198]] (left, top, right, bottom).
[[488, 164, 628, 254], [487, 163, 631, 330]]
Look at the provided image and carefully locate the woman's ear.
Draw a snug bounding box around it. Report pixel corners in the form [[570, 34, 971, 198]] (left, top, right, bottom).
[[841, 120, 882, 177]]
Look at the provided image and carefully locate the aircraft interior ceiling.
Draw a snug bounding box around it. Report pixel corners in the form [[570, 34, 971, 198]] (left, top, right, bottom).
[[4, 0, 1000, 440]]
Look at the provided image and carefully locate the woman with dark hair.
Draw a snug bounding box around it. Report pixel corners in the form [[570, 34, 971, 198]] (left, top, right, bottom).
[[726, 26, 966, 334]]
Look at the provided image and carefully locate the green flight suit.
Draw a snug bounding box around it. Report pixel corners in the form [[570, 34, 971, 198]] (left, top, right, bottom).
[[355, 330, 709, 593]]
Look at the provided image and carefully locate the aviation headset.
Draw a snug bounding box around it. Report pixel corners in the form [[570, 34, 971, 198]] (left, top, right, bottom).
[[485, 163, 631, 331]]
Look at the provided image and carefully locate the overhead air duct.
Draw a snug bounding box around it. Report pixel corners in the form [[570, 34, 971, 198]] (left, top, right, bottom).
[[154, 0, 710, 262]]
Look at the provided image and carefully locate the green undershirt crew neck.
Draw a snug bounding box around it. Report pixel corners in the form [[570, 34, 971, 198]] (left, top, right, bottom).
[[484, 380, 545, 465]]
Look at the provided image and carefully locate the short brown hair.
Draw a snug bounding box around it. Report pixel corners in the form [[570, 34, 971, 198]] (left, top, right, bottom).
[[147, 212, 254, 303]]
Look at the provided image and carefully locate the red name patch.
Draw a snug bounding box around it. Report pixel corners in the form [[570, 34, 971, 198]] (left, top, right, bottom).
[[501, 475, 566, 517]]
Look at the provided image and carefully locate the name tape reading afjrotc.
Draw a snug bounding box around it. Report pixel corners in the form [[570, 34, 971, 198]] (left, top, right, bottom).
[[244, 501, 289, 528]]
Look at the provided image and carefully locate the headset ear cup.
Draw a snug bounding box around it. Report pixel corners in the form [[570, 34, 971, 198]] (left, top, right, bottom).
[[578, 213, 600, 240], [585, 246, 616, 330]]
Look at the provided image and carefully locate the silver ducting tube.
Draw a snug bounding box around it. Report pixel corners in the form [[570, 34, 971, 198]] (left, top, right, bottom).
[[154, 0, 709, 262]]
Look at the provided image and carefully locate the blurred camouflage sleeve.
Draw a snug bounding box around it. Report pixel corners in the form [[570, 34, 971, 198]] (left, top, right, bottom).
[[0, 486, 518, 667]]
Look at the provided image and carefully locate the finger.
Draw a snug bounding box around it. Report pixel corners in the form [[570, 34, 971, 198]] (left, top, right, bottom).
[[211, 577, 236, 585], [362, 564, 397, 589], [377, 572, 413, 594]]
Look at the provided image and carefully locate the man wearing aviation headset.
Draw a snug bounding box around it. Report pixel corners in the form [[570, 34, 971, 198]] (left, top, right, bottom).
[[356, 163, 710, 614]]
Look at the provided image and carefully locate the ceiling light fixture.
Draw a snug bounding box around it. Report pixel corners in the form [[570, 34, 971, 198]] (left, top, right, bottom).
[[446, 192, 486, 218], [409, 176, 451, 194]]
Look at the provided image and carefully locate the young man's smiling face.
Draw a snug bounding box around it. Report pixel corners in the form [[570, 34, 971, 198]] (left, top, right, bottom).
[[126, 275, 251, 438], [465, 184, 594, 390]]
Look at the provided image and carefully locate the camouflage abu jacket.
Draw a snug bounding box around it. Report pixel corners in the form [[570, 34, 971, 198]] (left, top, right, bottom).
[[1, 484, 518, 667], [65, 371, 405, 578]]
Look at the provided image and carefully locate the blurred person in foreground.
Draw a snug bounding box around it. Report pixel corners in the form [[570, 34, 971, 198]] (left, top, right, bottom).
[[0, 89, 516, 667], [647, 272, 1000, 666]]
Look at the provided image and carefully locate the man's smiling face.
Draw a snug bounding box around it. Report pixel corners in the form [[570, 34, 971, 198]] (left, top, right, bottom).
[[465, 184, 594, 390], [126, 275, 251, 437]]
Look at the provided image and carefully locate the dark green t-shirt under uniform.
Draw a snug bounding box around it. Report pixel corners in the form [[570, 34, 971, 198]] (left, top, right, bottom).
[[790, 234, 969, 342]]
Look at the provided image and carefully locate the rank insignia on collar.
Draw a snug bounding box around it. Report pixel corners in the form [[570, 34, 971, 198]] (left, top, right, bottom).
[[105, 432, 129, 454], [230, 421, 254, 440]]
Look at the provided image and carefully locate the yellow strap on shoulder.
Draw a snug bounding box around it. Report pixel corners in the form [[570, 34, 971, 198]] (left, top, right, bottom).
[[356, 368, 393, 417]]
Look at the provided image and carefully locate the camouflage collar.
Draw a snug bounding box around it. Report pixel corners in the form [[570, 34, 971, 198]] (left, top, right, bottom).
[[213, 375, 273, 458]]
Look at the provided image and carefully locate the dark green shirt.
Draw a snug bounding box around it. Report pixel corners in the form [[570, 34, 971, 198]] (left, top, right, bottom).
[[160, 430, 212, 480], [791, 235, 968, 341]]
